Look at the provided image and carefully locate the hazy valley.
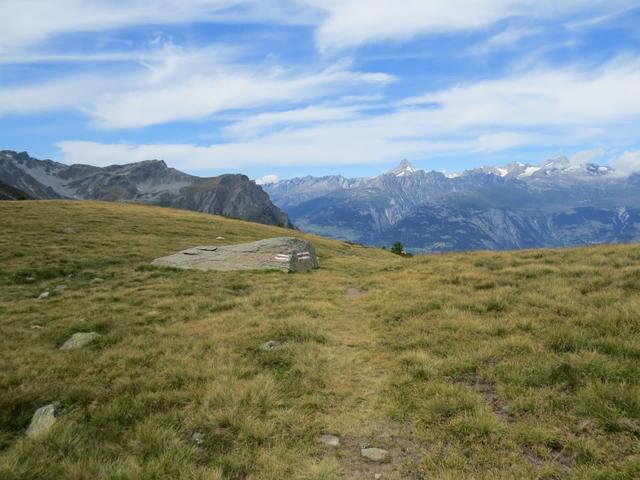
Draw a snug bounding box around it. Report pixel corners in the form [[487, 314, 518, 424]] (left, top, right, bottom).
[[266, 159, 640, 252]]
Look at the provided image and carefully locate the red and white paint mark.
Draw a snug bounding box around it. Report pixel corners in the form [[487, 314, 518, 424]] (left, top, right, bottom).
[[274, 254, 291, 262], [297, 251, 312, 261]]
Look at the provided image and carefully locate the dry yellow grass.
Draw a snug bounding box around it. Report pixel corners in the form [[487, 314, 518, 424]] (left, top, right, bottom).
[[0, 200, 639, 479]]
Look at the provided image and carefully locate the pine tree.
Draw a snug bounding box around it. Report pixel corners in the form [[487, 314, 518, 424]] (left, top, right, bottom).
[[390, 241, 404, 256]]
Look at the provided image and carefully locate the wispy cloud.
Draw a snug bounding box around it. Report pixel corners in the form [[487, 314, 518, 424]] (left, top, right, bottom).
[[223, 105, 364, 138], [0, 75, 111, 116], [569, 147, 605, 165], [56, 55, 640, 171], [87, 60, 393, 129], [0, 0, 316, 56], [2, 0, 640, 176], [0, 43, 393, 129], [611, 150, 640, 174], [306, 0, 638, 51], [255, 174, 279, 185], [5, 0, 636, 58], [400, 56, 640, 128], [470, 26, 540, 56]]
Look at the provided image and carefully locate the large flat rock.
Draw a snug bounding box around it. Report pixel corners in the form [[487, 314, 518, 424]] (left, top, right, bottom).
[[151, 237, 319, 273]]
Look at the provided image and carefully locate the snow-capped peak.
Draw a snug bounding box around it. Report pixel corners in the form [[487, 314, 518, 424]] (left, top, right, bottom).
[[390, 159, 418, 177]]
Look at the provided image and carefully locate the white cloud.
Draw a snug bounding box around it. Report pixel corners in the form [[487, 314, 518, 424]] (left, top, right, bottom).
[[4, 0, 637, 59], [400, 56, 640, 129], [569, 147, 605, 165], [0, 44, 393, 127], [87, 61, 392, 129], [55, 130, 530, 172], [56, 56, 640, 171], [306, 0, 637, 51], [0, 75, 111, 116], [224, 105, 363, 138], [471, 27, 540, 56], [611, 151, 640, 174], [255, 174, 279, 185], [0, 0, 317, 56]]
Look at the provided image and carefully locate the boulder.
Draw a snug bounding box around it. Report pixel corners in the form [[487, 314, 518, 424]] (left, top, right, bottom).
[[191, 431, 205, 446], [361, 447, 390, 462], [60, 332, 101, 350], [151, 237, 319, 273], [261, 340, 282, 351], [26, 404, 58, 438], [319, 434, 340, 447]]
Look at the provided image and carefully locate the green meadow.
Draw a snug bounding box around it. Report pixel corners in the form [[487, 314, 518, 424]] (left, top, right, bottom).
[[0, 200, 638, 479]]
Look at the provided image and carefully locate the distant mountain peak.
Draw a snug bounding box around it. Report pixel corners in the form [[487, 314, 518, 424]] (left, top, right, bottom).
[[456, 156, 616, 180], [390, 159, 418, 177]]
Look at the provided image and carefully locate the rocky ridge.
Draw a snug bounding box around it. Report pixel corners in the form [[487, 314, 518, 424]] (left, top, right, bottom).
[[0, 150, 290, 227]]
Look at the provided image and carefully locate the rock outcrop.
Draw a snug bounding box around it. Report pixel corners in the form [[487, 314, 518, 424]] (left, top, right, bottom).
[[26, 404, 58, 438], [361, 447, 390, 462], [319, 434, 340, 447], [59, 332, 101, 350], [151, 237, 319, 273], [0, 180, 31, 200]]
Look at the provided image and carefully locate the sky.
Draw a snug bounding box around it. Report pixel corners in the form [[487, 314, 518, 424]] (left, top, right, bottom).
[[1, 0, 640, 182]]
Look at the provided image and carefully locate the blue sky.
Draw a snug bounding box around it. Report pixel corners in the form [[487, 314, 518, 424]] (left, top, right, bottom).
[[1, 1, 640, 182]]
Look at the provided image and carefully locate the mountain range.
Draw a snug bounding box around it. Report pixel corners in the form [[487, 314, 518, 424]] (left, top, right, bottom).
[[264, 158, 640, 252], [4, 149, 640, 252], [0, 150, 290, 227]]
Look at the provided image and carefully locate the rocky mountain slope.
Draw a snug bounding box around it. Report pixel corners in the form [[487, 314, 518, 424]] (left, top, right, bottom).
[[0, 181, 31, 200], [0, 150, 290, 227], [265, 158, 640, 251]]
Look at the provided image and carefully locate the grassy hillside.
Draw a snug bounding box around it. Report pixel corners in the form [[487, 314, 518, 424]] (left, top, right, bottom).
[[0, 201, 639, 480]]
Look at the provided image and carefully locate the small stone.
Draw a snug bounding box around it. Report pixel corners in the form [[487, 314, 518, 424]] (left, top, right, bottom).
[[62, 227, 77, 234], [191, 431, 205, 446], [374, 474, 382, 480], [261, 340, 282, 351], [30, 324, 43, 330], [25, 276, 35, 283], [90, 277, 104, 284], [216, 236, 225, 240], [38, 292, 49, 300], [60, 332, 101, 350], [361, 447, 390, 462], [54, 285, 66, 292], [319, 434, 340, 447], [26, 404, 58, 438]]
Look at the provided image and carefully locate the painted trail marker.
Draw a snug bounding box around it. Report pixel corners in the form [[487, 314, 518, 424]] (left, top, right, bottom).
[[151, 237, 319, 273]]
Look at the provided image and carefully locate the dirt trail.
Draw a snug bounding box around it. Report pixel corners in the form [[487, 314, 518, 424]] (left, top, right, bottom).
[[315, 286, 421, 479]]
